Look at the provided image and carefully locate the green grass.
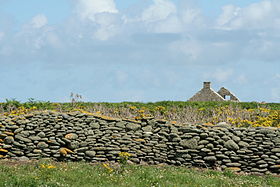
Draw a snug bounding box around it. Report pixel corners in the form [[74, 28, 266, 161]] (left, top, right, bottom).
[[1, 100, 279, 127], [0, 99, 280, 112], [0, 161, 279, 187]]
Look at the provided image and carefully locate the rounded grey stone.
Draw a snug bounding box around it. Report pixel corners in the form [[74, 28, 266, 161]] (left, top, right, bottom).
[[126, 123, 141, 131], [226, 163, 241, 167], [90, 122, 100, 129], [271, 148, 280, 153], [204, 156, 217, 161], [225, 140, 239, 151], [37, 132, 45, 138], [4, 136, 14, 144], [37, 142, 49, 149], [238, 141, 249, 147], [15, 135, 32, 143], [180, 138, 198, 149], [85, 151, 96, 157], [14, 128, 24, 134]]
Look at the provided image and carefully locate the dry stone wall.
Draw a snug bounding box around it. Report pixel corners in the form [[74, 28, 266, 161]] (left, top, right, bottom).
[[1, 111, 280, 174]]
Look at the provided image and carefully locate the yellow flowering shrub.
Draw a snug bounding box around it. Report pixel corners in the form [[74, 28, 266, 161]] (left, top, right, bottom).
[[40, 164, 56, 169], [102, 163, 114, 173], [208, 107, 280, 127]]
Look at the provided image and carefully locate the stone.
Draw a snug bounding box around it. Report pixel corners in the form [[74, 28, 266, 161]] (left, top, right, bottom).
[[225, 140, 239, 151], [6, 125, 19, 129], [85, 151, 96, 157], [238, 141, 249, 147], [201, 148, 211, 153], [68, 141, 79, 149], [33, 149, 42, 153], [206, 144, 214, 149], [15, 135, 32, 143], [37, 132, 45, 138], [4, 136, 14, 144], [259, 128, 275, 135], [272, 138, 280, 143], [115, 121, 126, 128], [65, 133, 78, 140], [226, 167, 241, 172], [215, 122, 231, 128], [200, 133, 208, 139], [13, 142, 26, 148], [12, 156, 29, 161], [14, 128, 24, 134], [226, 163, 241, 167], [87, 130, 94, 135], [142, 125, 152, 132], [232, 136, 241, 142], [216, 154, 229, 159], [126, 123, 141, 131], [29, 136, 41, 141], [271, 148, 280, 153], [180, 138, 198, 149], [90, 122, 100, 129], [199, 140, 209, 145], [270, 165, 280, 169], [180, 127, 201, 133], [204, 156, 217, 161], [258, 164, 268, 168], [230, 156, 241, 161], [251, 168, 267, 173], [37, 142, 49, 149]]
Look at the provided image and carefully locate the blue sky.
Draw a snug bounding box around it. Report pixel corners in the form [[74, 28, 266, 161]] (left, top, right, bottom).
[[0, 0, 279, 102]]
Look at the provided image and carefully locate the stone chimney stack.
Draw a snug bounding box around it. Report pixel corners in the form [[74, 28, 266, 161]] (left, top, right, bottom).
[[203, 82, 211, 89]]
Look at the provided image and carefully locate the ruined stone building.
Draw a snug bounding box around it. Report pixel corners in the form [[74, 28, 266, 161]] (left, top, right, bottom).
[[188, 82, 240, 102]]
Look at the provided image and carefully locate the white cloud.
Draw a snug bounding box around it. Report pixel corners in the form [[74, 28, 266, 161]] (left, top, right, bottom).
[[46, 32, 63, 48], [30, 14, 48, 29], [91, 13, 122, 40], [142, 0, 177, 22], [76, 0, 118, 21], [181, 9, 202, 25], [149, 15, 182, 33], [75, 0, 121, 40], [217, 0, 280, 30], [205, 69, 234, 82], [217, 5, 241, 28], [169, 39, 201, 61], [93, 24, 119, 40]]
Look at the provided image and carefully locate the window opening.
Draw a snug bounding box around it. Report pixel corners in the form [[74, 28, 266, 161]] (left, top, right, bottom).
[[225, 95, 230, 100]]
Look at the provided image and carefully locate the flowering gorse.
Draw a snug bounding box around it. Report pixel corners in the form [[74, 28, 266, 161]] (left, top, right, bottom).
[[40, 164, 56, 169], [118, 152, 131, 165], [102, 163, 114, 173]]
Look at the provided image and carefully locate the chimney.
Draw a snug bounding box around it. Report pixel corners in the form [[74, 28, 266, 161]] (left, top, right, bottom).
[[203, 82, 211, 89]]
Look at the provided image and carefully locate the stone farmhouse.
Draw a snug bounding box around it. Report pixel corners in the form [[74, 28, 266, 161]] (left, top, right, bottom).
[[188, 82, 240, 102]]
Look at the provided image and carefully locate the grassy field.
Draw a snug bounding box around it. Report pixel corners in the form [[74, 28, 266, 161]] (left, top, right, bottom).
[[1, 100, 279, 127], [1, 99, 280, 111], [0, 160, 279, 187]]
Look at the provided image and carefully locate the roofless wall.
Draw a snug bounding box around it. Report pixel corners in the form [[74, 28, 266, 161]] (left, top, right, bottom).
[[188, 82, 240, 102], [188, 82, 225, 102]]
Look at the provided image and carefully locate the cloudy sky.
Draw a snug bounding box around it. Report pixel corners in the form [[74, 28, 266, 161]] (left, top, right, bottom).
[[0, 0, 279, 103]]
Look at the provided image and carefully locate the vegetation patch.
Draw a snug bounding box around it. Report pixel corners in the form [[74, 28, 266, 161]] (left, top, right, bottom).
[[0, 100, 279, 127], [0, 160, 279, 187]]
